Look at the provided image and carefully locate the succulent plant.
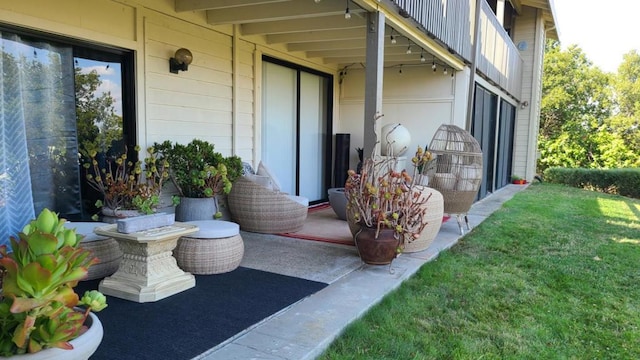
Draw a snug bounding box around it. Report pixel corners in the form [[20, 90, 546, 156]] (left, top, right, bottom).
[[0, 209, 108, 355]]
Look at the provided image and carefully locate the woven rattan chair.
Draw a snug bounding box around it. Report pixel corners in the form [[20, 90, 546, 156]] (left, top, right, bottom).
[[227, 176, 308, 233], [428, 124, 483, 234]]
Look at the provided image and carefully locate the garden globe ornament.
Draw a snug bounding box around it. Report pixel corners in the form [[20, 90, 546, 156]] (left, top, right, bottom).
[[381, 123, 411, 156]]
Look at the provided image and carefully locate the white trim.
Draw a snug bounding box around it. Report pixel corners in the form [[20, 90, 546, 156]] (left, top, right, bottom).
[[474, 75, 519, 107], [232, 24, 240, 156], [526, 9, 544, 180], [253, 48, 263, 168], [340, 98, 454, 105]]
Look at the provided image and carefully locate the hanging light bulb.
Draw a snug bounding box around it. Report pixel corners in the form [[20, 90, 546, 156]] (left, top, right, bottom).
[[432, 61, 437, 72], [420, 49, 426, 62], [451, 70, 455, 78], [345, 0, 351, 19], [443, 67, 448, 75], [399, 64, 403, 75], [390, 29, 397, 44], [314, 0, 321, 3]]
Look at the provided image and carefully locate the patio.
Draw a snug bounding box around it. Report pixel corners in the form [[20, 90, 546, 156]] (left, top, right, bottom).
[[193, 184, 526, 360]]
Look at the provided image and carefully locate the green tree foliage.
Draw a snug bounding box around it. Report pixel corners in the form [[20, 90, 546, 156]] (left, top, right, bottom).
[[74, 67, 122, 153], [610, 50, 640, 159], [539, 41, 640, 171]]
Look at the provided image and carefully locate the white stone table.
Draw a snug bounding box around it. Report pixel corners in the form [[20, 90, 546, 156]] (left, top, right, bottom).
[[94, 222, 198, 303]]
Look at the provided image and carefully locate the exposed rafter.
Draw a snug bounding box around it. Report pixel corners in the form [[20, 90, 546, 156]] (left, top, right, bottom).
[[173, 0, 458, 68]]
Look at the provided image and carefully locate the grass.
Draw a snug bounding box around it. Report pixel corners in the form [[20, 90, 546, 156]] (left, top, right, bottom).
[[319, 183, 640, 359]]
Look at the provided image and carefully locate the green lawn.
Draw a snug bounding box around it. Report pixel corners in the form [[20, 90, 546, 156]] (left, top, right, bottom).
[[320, 183, 640, 359]]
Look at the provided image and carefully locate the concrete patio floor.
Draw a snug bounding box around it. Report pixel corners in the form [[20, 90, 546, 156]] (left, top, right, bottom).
[[195, 184, 528, 360]]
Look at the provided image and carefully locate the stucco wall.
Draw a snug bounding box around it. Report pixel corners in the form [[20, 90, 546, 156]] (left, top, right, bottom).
[[338, 65, 461, 169]]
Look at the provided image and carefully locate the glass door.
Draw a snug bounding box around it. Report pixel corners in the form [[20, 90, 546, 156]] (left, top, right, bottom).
[[262, 58, 331, 203]]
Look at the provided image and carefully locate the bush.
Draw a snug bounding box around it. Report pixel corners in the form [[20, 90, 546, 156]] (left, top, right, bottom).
[[543, 167, 640, 199]]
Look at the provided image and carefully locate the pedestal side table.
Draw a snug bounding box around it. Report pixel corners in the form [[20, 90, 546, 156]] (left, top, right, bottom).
[[94, 223, 198, 303]]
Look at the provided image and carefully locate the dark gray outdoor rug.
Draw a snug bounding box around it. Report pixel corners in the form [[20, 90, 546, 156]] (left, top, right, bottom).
[[75, 267, 328, 360]]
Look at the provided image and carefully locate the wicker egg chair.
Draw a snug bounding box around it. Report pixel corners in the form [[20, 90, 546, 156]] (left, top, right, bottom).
[[428, 124, 483, 234]]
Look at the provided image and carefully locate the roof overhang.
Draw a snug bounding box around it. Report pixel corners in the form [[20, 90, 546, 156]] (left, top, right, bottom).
[[513, 0, 559, 40]]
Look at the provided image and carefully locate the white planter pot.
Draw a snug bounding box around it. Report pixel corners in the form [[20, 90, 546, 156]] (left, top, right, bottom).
[[6, 312, 103, 360]]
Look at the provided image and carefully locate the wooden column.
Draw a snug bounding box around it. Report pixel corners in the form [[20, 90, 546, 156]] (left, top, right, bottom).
[[363, 11, 385, 158]]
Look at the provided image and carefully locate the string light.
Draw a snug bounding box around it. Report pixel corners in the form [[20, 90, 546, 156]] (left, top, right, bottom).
[[345, 0, 351, 19], [390, 29, 397, 44], [443, 67, 448, 75], [314, 0, 321, 3], [398, 64, 403, 75], [406, 39, 412, 54], [420, 49, 426, 62], [432, 61, 437, 72]]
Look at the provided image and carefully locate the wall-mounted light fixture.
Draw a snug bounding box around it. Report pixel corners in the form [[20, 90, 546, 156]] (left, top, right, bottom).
[[169, 48, 193, 74], [520, 100, 529, 109]]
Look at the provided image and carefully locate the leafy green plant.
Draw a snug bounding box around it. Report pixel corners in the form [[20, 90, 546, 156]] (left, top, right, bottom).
[[0, 209, 107, 355], [81, 145, 170, 215], [154, 139, 243, 198]]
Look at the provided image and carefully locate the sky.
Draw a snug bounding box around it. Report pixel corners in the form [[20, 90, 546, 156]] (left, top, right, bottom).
[[553, 0, 640, 73]]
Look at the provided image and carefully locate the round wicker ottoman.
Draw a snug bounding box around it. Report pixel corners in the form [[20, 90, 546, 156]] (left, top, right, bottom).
[[64, 222, 123, 280], [174, 220, 244, 275]]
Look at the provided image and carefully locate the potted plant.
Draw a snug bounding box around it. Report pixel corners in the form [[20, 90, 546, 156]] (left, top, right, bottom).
[[410, 145, 436, 186], [0, 209, 108, 357], [344, 114, 431, 265], [153, 139, 243, 221], [511, 175, 526, 184], [81, 145, 171, 220]]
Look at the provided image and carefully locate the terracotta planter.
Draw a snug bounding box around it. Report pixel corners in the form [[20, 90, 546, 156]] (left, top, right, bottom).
[[6, 312, 103, 359], [353, 227, 402, 265]]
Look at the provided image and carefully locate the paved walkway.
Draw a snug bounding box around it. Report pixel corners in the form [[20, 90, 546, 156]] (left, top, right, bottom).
[[196, 185, 528, 360]]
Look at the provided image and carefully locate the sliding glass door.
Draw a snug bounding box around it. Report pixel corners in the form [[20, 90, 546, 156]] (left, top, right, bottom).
[[0, 27, 134, 227], [262, 58, 331, 203]]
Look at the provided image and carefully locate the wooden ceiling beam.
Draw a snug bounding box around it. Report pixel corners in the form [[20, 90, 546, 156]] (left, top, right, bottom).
[[241, 15, 366, 35], [206, 1, 364, 25], [266, 28, 365, 44], [176, 0, 288, 12]]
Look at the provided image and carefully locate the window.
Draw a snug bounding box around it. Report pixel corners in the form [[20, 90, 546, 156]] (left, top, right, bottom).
[[0, 27, 135, 222]]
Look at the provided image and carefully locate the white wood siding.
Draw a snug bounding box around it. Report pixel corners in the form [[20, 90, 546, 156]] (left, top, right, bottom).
[[144, 16, 234, 154], [511, 6, 539, 180]]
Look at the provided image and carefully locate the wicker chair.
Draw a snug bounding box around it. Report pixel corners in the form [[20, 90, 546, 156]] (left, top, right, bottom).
[[428, 124, 483, 234], [227, 176, 308, 233]]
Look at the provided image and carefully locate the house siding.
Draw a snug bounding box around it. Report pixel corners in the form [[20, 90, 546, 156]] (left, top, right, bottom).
[[511, 5, 542, 180], [0, 0, 336, 166], [0, 0, 553, 188]]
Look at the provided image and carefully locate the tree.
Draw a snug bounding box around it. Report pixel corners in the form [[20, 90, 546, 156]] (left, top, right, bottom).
[[538, 41, 640, 170], [74, 67, 122, 154], [609, 50, 640, 160]]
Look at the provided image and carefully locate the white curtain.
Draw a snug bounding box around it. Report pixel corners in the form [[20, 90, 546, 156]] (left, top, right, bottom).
[[0, 32, 35, 245]]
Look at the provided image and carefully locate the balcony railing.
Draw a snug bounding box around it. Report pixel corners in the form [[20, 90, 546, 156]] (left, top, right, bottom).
[[477, 0, 523, 99], [391, 0, 523, 100], [392, 0, 473, 62]]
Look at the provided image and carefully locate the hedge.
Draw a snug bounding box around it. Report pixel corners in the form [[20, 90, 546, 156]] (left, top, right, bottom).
[[543, 167, 640, 199]]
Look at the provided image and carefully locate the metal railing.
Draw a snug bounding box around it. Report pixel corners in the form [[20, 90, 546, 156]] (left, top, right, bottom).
[[392, 0, 473, 61], [391, 0, 523, 100], [476, 0, 523, 99]]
